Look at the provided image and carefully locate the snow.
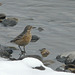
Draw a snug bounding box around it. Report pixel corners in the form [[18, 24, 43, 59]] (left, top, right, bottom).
[[0, 57, 74, 75]]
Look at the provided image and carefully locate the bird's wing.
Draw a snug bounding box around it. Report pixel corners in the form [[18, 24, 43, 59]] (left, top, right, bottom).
[[10, 32, 24, 42]]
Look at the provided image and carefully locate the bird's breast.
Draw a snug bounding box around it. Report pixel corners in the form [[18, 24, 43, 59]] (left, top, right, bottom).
[[23, 33, 32, 43], [14, 32, 32, 46]]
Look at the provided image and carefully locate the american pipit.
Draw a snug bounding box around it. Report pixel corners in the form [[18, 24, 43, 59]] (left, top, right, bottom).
[[10, 25, 32, 54]]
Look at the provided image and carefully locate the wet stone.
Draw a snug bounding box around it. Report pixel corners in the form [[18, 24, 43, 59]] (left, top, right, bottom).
[[56, 51, 75, 65], [56, 65, 66, 72], [65, 54, 75, 65], [0, 44, 18, 58], [43, 60, 55, 66], [48, 19, 55, 22], [56, 65, 71, 72], [65, 64, 75, 73], [56, 64, 75, 73], [32, 66, 45, 70], [39, 48, 50, 57], [31, 35, 40, 42], [0, 3, 2, 6], [56, 55, 67, 63], [38, 27, 44, 32], [2, 17, 18, 27], [10, 55, 43, 61], [0, 13, 6, 19]]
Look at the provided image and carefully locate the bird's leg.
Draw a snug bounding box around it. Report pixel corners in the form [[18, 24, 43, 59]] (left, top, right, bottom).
[[23, 46, 26, 53], [18, 45, 23, 53], [20, 46, 25, 57], [18, 46, 26, 59], [19, 53, 22, 59]]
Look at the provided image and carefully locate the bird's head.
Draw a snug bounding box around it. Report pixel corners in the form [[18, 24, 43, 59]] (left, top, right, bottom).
[[25, 25, 33, 30], [23, 25, 33, 33]]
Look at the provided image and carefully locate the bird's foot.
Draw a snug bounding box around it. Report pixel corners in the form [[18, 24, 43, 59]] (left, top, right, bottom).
[[19, 51, 26, 58], [21, 51, 26, 54], [21, 51, 26, 57]]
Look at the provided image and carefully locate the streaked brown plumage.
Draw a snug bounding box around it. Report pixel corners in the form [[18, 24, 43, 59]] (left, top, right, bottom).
[[10, 25, 32, 54]]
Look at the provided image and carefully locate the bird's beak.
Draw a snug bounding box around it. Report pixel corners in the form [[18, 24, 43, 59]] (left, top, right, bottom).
[[32, 26, 36, 29]]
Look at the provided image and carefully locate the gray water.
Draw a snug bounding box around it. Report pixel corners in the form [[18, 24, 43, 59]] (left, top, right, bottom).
[[0, 0, 75, 70]]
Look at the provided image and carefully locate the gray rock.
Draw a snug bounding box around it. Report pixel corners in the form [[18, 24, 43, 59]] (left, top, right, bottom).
[[56, 55, 67, 63], [65, 64, 75, 73], [38, 27, 44, 32], [65, 54, 75, 64], [10, 55, 43, 61], [56, 65, 66, 72], [2, 18, 18, 27], [31, 35, 40, 42], [0, 3, 2, 6], [0, 44, 18, 58], [0, 13, 6, 19], [56, 51, 75, 65], [56, 65, 71, 72], [39, 48, 50, 57]]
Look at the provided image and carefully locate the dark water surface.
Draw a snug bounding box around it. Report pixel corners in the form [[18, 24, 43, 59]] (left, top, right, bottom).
[[0, 0, 75, 70]]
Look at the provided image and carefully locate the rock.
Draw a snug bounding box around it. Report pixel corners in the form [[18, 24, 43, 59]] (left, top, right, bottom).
[[0, 44, 18, 58], [43, 60, 55, 66], [65, 64, 75, 73], [65, 54, 75, 65], [10, 55, 43, 61], [32, 65, 45, 70], [2, 17, 18, 27], [38, 27, 44, 32], [56, 51, 75, 65], [0, 3, 2, 6], [56, 65, 66, 72], [56, 55, 67, 63], [31, 35, 40, 42], [0, 13, 6, 22], [48, 19, 55, 22], [56, 64, 75, 73], [25, 55, 43, 61], [32, 26, 36, 29], [56, 65, 71, 72], [39, 48, 50, 57], [0, 50, 13, 58]]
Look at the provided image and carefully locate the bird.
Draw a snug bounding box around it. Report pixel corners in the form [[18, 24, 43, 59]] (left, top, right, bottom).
[[10, 25, 33, 54]]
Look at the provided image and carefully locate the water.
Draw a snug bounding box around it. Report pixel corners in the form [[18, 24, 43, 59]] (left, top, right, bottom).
[[0, 0, 75, 70]]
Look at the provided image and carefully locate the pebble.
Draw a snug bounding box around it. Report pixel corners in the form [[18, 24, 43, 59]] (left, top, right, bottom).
[[0, 44, 18, 58], [56, 51, 75, 65], [0, 13, 6, 20], [2, 17, 18, 27], [0, 3, 2, 6], [38, 27, 44, 32], [31, 35, 40, 42], [39, 48, 50, 57]]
